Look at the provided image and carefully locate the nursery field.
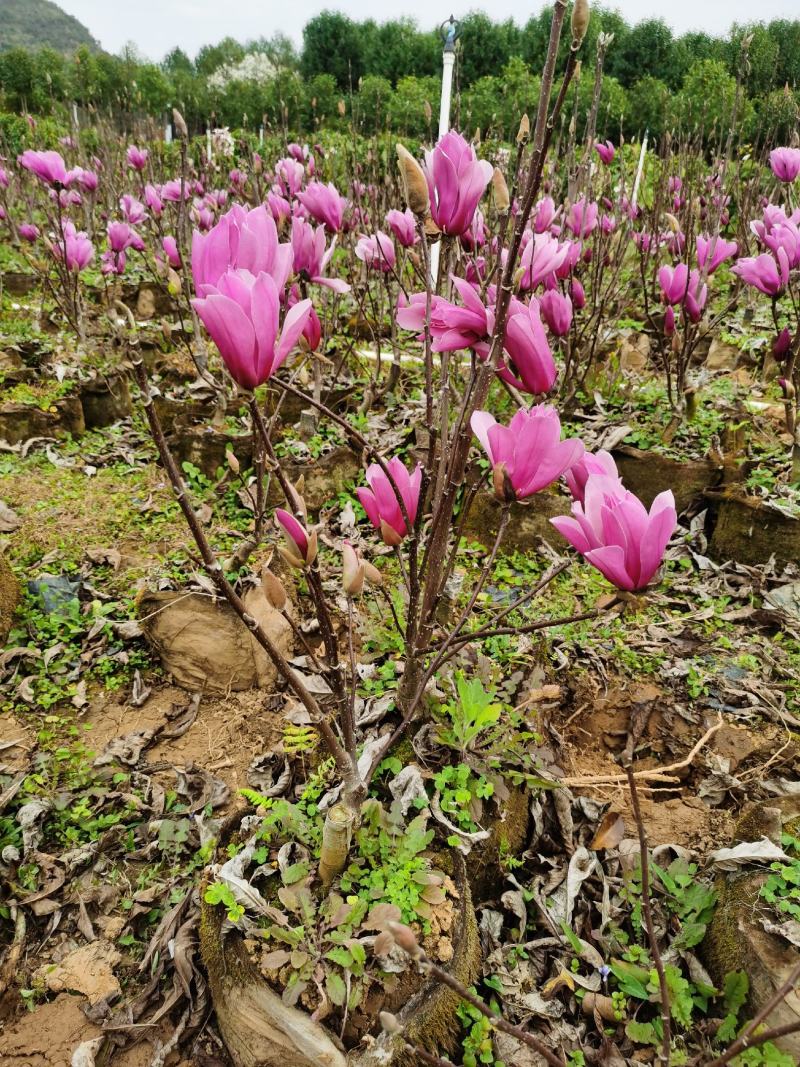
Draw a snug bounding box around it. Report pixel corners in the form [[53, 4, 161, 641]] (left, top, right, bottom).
[[1, 7, 800, 1067]]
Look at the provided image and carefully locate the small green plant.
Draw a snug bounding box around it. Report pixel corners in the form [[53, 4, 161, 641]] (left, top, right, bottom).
[[760, 832, 800, 921], [204, 881, 245, 922], [435, 672, 503, 756], [433, 763, 494, 842]]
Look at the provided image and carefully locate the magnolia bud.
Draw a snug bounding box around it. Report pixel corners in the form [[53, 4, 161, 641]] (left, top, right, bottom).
[[166, 267, 182, 296], [342, 542, 366, 597], [778, 377, 796, 401], [396, 144, 429, 217], [261, 567, 287, 611], [386, 921, 423, 960], [492, 167, 510, 213], [172, 108, 188, 139], [363, 560, 383, 587], [492, 463, 516, 504], [516, 114, 530, 145], [379, 518, 404, 547], [380, 1012, 404, 1035], [571, 0, 590, 46], [226, 449, 240, 475]]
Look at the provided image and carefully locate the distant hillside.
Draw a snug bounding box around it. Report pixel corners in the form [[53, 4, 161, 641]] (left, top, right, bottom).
[[0, 0, 99, 53]]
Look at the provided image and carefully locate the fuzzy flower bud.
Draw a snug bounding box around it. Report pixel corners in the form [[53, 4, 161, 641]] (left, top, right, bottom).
[[172, 109, 188, 139], [571, 0, 590, 46], [516, 114, 530, 145], [261, 567, 288, 611], [396, 144, 429, 217], [342, 541, 366, 597], [492, 167, 510, 213]]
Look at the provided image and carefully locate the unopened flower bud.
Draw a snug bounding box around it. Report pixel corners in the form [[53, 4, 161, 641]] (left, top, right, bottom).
[[167, 267, 182, 296], [225, 449, 240, 475], [363, 560, 383, 587], [261, 566, 287, 611], [386, 921, 423, 960], [172, 109, 188, 139], [492, 167, 510, 213], [773, 327, 792, 360], [380, 1012, 404, 1035], [571, 0, 590, 46], [342, 542, 366, 597], [778, 377, 796, 401], [492, 463, 517, 504], [396, 144, 429, 217], [516, 114, 530, 145]]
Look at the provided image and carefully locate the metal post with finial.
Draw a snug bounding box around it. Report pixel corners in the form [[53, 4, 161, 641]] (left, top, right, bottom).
[[430, 14, 461, 285]]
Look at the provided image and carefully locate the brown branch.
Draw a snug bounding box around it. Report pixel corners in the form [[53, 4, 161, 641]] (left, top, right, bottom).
[[625, 765, 672, 1065]]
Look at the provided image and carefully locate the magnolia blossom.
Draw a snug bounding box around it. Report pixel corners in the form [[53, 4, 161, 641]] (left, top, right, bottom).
[[696, 235, 737, 274], [594, 141, 615, 165], [503, 300, 558, 394], [357, 457, 422, 545], [423, 131, 493, 237], [19, 150, 74, 186], [120, 194, 147, 225], [564, 451, 622, 504], [51, 221, 94, 272], [297, 181, 347, 232], [274, 157, 305, 198], [566, 198, 598, 237], [732, 250, 791, 296], [533, 196, 557, 234], [471, 406, 583, 501], [385, 208, 417, 247], [162, 236, 182, 269], [267, 191, 292, 225], [538, 290, 573, 336], [144, 184, 163, 217], [551, 476, 677, 591], [126, 145, 149, 171], [19, 223, 40, 242], [355, 231, 396, 272], [290, 217, 350, 292], [161, 179, 191, 202], [192, 268, 312, 389], [275, 509, 317, 568], [192, 204, 293, 296], [397, 278, 492, 356], [519, 232, 571, 291], [769, 147, 800, 184], [657, 264, 689, 305], [683, 269, 707, 323]]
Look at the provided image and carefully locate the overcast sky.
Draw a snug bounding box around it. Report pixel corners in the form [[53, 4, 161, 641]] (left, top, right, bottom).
[[58, 0, 795, 60]]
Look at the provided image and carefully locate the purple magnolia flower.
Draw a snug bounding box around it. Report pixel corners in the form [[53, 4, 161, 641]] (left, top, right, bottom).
[[732, 250, 791, 296], [297, 181, 347, 232], [533, 196, 557, 234], [357, 457, 422, 545], [423, 131, 493, 237], [192, 204, 293, 296], [120, 194, 147, 225], [355, 231, 396, 272], [385, 208, 417, 248], [551, 476, 677, 592], [162, 236, 182, 269], [769, 147, 800, 184], [519, 232, 572, 291], [594, 141, 615, 165], [275, 509, 317, 567], [161, 179, 191, 202], [192, 269, 312, 390], [51, 222, 94, 272], [126, 145, 149, 171], [696, 235, 737, 274], [564, 450, 622, 504], [761, 221, 800, 269], [18, 150, 73, 186], [566, 198, 598, 237], [274, 157, 305, 198], [144, 184, 163, 217], [0, 167, 9, 188], [397, 278, 492, 356], [290, 217, 350, 292], [471, 406, 584, 502], [773, 327, 792, 360], [538, 290, 573, 336], [267, 191, 292, 225], [657, 263, 690, 305], [18, 223, 40, 242], [503, 301, 558, 395], [683, 269, 707, 323], [107, 221, 140, 253]]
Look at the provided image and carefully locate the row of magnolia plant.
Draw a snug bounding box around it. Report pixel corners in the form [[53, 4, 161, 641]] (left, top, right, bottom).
[[5, 2, 800, 1061]]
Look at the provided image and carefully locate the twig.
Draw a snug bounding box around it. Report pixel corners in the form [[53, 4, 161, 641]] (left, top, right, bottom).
[[625, 765, 671, 1066], [561, 716, 723, 788]]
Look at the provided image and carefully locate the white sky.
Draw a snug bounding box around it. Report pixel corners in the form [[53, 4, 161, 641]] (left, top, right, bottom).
[[58, 0, 797, 61]]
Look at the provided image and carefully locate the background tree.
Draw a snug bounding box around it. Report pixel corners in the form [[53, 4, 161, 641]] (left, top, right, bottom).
[[301, 12, 364, 91]]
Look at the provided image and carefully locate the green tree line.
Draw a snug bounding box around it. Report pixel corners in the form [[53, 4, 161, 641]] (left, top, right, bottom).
[[1, 8, 799, 145]]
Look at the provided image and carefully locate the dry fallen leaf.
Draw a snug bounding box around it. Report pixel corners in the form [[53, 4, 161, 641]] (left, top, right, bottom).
[[591, 811, 626, 851]]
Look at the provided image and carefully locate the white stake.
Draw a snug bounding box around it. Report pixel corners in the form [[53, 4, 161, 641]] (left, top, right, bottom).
[[430, 20, 459, 286], [632, 130, 648, 212]]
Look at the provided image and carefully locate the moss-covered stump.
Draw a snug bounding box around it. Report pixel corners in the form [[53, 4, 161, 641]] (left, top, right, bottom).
[[611, 445, 717, 513], [171, 421, 253, 478], [703, 796, 800, 1058], [464, 489, 565, 551], [1, 271, 37, 296], [0, 551, 20, 646], [468, 784, 531, 902], [269, 447, 361, 512], [80, 372, 132, 428], [200, 818, 480, 1067], [0, 397, 85, 444], [706, 489, 800, 569]]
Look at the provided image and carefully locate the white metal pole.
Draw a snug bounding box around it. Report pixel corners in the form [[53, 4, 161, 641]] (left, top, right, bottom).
[[206, 126, 212, 160], [430, 48, 456, 285], [632, 131, 648, 212]]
